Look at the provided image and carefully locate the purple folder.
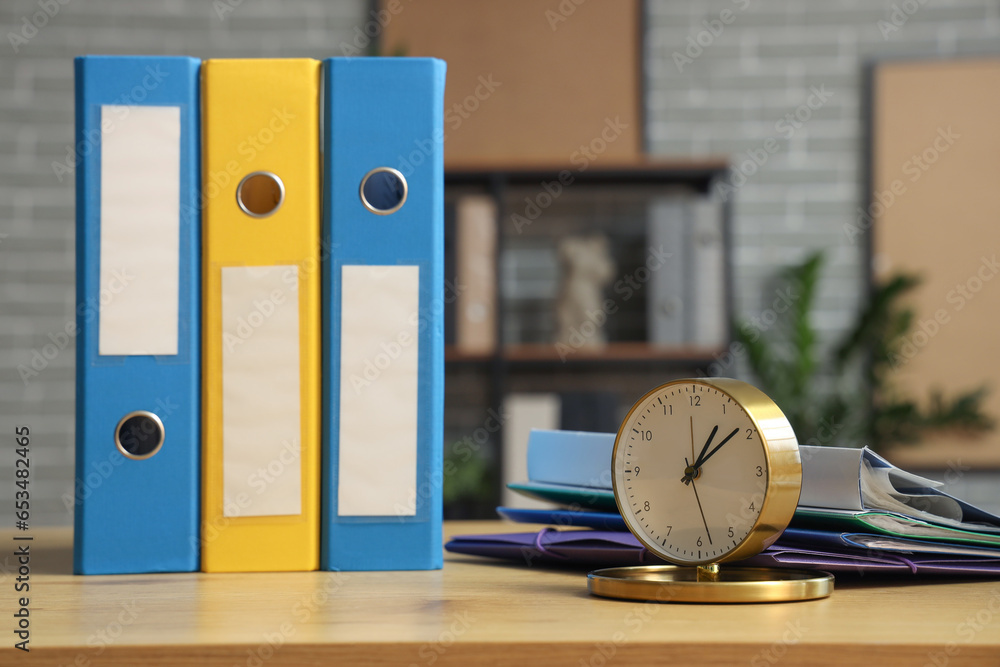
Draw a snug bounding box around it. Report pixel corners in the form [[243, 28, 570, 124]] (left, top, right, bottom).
[[446, 529, 1000, 575], [445, 528, 663, 568]]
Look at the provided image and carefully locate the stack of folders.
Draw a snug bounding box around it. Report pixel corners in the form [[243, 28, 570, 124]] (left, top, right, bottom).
[[446, 429, 1000, 575], [73, 55, 446, 574]]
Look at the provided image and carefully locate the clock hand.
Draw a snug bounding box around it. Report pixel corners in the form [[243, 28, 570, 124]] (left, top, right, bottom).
[[690, 415, 695, 463], [685, 457, 713, 546], [681, 417, 698, 484], [696, 427, 741, 468], [681, 424, 720, 483], [693, 424, 718, 470], [681, 423, 719, 484]]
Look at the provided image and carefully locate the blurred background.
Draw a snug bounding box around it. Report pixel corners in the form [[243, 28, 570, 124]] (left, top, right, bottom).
[[2, 0, 1000, 525]]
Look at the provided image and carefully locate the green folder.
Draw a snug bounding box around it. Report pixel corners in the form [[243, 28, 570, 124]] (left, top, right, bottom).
[[506, 481, 618, 512], [792, 508, 1000, 548]]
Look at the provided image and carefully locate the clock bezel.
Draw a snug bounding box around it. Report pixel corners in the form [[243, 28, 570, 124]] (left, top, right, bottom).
[[612, 377, 802, 566]]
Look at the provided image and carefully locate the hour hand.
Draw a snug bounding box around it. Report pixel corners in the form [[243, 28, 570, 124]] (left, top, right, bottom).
[[698, 427, 741, 467], [689, 424, 718, 471]]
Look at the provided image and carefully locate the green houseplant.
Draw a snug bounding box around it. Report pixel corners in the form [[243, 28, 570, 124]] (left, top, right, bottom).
[[733, 252, 993, 451]]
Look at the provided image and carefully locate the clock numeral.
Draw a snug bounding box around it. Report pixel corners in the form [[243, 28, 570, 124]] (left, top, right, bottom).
[[755, 465, 763, 477], [728, 526, 734, 538], [746, 428, 755, 440], [690, 396, 701, 407], [722, 404, 726, 414], [640, 430, 653, 441], [749, 501, 755, 511], [697, 536, 703, 547], [666, 525, 672, 536], [643, 501, 650, 512], [633, 465, 640, 476], [664, 404, 672, 416]]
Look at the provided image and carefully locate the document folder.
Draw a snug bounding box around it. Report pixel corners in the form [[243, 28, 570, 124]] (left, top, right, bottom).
[[321, 57, 446, 571], [201, 58, 321, 572], [74, 55, 201, 574]]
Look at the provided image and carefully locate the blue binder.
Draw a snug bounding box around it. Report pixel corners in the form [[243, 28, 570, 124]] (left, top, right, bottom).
[[321, 57, 446, 571], [74, 56, 201, 574]]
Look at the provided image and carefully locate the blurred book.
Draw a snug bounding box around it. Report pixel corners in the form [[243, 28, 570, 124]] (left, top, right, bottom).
[[690, 197, 726, 348], [646, 198, 686, 345], [455, 194, 497, 354], [646, 194, 726, 348], [559, 392, 619, 435], [501, 395, 561, 509]]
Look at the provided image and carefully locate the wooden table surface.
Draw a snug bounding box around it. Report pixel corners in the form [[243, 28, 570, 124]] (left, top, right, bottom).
[[3, 522, 1000, 665]]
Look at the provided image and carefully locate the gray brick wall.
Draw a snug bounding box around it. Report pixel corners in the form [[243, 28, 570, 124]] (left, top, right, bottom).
[[645, 0, 1000, 510], [646, 0, 1000, 343], [0, 0, 368, 526], [3, 0, 1000, 528]]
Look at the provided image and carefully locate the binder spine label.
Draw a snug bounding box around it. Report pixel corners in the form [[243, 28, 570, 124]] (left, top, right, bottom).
[[221, 265, 302, 517], [99, 104, 181, 356], [337, 264, 419, 517]]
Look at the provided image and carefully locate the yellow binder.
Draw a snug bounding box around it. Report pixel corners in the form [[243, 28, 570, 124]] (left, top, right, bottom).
[[201, 59, 320, 571]]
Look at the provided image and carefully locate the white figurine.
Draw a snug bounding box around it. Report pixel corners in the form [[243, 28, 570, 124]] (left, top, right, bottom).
[[556, 235, 616, 348]]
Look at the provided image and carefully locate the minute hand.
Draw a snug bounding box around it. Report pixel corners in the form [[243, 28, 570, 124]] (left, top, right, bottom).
[[693, 427, 740, 468]]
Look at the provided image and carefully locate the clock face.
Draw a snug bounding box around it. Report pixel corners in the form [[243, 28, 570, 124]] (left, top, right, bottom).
[[613, 380, 774, 565]]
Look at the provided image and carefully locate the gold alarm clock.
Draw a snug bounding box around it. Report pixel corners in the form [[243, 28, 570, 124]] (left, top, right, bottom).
[[587, 378, 833, 603]]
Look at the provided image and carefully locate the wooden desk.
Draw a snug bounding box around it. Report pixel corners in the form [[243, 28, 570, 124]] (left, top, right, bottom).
[[4, 522, 1000, 666]]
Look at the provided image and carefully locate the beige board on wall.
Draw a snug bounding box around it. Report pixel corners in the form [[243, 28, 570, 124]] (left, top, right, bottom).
[[872, 58, 1000, 468], [378, 0, 643, 167]]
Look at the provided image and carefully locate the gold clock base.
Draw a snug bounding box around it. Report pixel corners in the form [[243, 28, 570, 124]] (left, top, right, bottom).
[[588, 565, 834, 604]]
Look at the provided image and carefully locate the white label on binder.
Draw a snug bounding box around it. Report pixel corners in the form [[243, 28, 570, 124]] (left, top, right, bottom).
[[99, 105, 181, 356], [338, 265, 419, 516], [221, 265, 302, 517]]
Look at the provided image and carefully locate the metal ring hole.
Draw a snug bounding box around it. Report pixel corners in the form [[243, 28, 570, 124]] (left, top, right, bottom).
[[359, 167, 408, 215], [237, 171, 285, 218], [114, 411, 165, 460]]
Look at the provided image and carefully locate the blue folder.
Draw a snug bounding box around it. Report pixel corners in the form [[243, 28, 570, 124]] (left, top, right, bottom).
[[74, 56, 201, 574], [321, 57, 446, 571]]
